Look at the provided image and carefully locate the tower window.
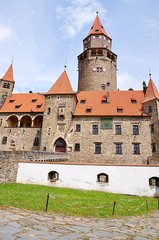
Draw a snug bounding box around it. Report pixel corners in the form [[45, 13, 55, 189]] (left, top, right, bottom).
[[150, 124, 154, 133], [76, 124, 81, 132], [33, 137, 40, 146], [3, 83, 10, 89], [148, 106, 152, 113], [151, 143, 156, 153], [2, 136, 7, 144], [47, 107, 51, 114], [101, 84, 106, 90]]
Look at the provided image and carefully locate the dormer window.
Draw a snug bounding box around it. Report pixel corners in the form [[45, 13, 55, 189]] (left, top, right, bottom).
[[117, 107, 123, 113], [80, 99, 86, 104], [86, 108, 92, 113], [131, 99, 137, 104], [9, 99, 15, 103], [32, 99, 37, 103], [36, 104, 42, 108], [15, 104, 21, 109]]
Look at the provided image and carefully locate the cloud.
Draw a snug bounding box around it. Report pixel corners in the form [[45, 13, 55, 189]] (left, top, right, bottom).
[[117, 72, 141, 90], [0, 24, 17, 42], [56, 0, 107, 38], [143, 17, 159, 36]]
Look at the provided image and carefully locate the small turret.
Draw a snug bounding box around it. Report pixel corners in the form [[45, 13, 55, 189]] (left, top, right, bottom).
[[0, 63, 15, 108]]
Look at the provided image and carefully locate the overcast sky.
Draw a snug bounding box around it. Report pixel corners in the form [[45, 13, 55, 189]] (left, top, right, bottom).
[[0, 0, 159, 93]]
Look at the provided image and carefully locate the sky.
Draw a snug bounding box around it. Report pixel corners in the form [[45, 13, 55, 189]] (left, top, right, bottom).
[[0, 0, 159, 93]]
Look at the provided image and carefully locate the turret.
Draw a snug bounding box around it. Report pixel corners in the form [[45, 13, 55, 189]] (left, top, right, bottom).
[[0, 63, 15, 108], [78, 13, 117, 91]]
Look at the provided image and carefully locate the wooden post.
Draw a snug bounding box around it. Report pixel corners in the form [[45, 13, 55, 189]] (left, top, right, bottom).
[[45, 193, 50, 212], [112, 201, 116, 216], [146, 200, 148, 211]]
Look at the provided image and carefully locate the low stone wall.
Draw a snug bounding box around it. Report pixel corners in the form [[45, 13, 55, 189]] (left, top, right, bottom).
[[0, 151, 18, 183], [0, 150, 68, 183]]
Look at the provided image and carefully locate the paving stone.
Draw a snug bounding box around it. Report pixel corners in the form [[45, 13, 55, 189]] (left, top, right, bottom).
[[0, 208, 159, 240]]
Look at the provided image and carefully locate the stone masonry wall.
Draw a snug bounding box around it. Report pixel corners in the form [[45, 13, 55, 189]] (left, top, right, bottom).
[[0, 151, 18, 183], [69, 116, 152, 165], [78, 50, 117, 91]]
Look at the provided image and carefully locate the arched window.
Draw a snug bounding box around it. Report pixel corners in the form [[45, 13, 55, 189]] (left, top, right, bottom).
[[97, 173, 109, 183], [48, 171, 59, 182], [149, 177, 159, 187], [54, 138, 67, 153]]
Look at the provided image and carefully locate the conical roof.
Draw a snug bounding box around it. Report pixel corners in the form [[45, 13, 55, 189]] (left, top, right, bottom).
[[1, 63, 14, 83], [87, 15, 108, 37], [47, 70, 74, 94], [142, 79, 159, 103]]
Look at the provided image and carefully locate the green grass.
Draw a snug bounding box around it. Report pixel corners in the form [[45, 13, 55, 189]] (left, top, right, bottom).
[[0, 183, 158, 218]]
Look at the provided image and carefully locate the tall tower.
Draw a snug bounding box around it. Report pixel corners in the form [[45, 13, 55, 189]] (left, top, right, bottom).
[[78, 14, 117, 91], [0, 63, 15, 108]]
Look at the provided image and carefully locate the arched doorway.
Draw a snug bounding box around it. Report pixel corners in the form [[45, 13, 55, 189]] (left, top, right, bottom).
[[54, 138, 66, 153]]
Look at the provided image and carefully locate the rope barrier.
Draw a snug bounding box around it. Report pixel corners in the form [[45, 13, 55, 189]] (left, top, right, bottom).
[[45, 193, 159, 214]]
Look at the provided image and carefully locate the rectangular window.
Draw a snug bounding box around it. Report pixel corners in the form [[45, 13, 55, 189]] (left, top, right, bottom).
[[150, 124, 154, 133], [75, 143, 80, 151], [133, 143, 140, 154], [115, 143, 122, 154], [115, 125, 121, 135], [47, 107, 51, 114], [132, 125, 139, 135], [148, 106, 152, 113], [94, 143, 101, 154], [131, 99, 137, 104], [76, 124, 81, 132], [151, 143, 156, 153], [2, 136, 7, 144], [92, 125, 98, 135], [33, 137, 39, 146], [86, 108, 92, 113]]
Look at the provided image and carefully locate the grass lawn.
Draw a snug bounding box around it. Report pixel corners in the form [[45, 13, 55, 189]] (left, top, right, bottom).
[[0, 183, 158, 218]]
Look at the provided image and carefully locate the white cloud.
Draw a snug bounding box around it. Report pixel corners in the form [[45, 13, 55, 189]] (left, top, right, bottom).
[[0, 24, 17, 42], [56, 0, 107, 38], [143, 17, 159, 36], [117, 72, 141, 90]]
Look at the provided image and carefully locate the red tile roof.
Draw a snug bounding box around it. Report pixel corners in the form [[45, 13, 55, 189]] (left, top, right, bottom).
[[1, 64, 14, 83], [0, 93, 44, 113], [46, 70, 74, 95], [142, 79, 159, 103], [87, 15, 108, 37], [74, 90, 148, 117]]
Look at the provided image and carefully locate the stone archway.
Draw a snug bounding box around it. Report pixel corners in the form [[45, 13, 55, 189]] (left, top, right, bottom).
[[54, 138, 67, 153]]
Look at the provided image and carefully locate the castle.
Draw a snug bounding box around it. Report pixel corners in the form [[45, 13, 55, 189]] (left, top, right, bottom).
[[0, 14, 159, 196]]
